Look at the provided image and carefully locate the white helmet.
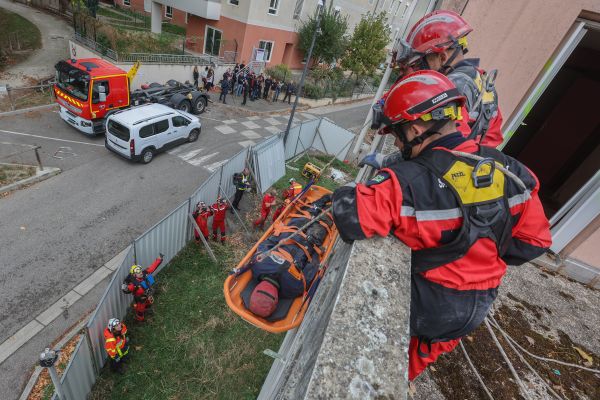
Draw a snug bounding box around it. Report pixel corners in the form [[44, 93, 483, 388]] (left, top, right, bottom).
[[108, 318, 120, 330]]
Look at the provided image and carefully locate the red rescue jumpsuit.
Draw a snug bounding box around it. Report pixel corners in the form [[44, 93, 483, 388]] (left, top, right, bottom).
[[254, 193, 275, 229], [332, 134, 551, 380], [211, 202, 228, 242], [123, 257, 162, 322], [272, 183, 302, 222], [193, 208, 212, 241]]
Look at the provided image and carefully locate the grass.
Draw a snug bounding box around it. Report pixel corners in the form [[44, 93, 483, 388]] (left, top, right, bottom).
[[0, 7, 42, 70], [0, 87, 54, 112], [0, 164, 36, 186], [272, 153, 358, 193], [89, 244, 283, 400], [98, 5, 186, 36]]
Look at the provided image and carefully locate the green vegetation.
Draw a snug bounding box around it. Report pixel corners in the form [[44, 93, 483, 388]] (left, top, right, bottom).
[[272, 153, 357, 193], [298, 6, 349, 65], [342, 12, 391, 78], [0, 7, 42, 70], [96, 26, 185, 55], [90, 244, 282, 400], [0, 164, 36, 186], [265, 64, 292, 83]]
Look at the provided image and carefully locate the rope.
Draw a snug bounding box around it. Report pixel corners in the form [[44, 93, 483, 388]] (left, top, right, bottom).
[[459, 341, 495, 400], [488, 315, 600, 374], [484, 319, 533, 400], [486, 317, 565, 400]]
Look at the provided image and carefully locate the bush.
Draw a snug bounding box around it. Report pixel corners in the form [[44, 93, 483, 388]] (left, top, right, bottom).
[[302, 82, 325, 99], [265, 64, 292, 82]]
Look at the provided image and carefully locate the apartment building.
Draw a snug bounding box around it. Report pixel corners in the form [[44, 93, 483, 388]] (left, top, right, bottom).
[[116, 0, 434, 68]]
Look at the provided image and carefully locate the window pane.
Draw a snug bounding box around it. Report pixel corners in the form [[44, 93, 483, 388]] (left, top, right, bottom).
[[172, 116, 187, 127], [139, 124, 154, 138], [293, 0, 303, 19], [154, 119, 170, 134]]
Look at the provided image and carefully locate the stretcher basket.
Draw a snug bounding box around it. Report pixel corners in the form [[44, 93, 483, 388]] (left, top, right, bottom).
[[223, 185, 338, 333]]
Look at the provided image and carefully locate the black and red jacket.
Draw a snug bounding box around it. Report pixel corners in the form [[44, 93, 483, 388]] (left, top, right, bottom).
[[332, 134, 551, 343]]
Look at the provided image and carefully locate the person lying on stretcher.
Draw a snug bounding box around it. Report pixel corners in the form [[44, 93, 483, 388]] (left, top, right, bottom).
[[244, 194, 333, 319]]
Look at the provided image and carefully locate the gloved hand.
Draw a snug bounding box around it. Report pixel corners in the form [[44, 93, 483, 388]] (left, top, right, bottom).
[[121, 283, 128, 292], [358, 152, 385, 169], [159, 253, 164, 260]]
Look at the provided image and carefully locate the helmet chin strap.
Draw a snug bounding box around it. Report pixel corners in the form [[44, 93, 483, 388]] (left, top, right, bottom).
[[439, 45, 462, 75], [396, 120, 448, 160]]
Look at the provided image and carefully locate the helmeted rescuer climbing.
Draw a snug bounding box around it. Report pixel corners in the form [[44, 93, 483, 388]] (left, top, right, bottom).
[[254, 190, 276, 229], [211, 196, 229, 243], [331, 70, 552, 380], [104, 318, 129, 373], [193, 201, 212, 242], [272, 178, 303, 222], [122, 254, 164, 321], [368, 9, 503, 172]]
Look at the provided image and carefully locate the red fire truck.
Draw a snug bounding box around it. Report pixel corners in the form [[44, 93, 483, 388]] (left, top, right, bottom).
[[54, 58, 209, 136]]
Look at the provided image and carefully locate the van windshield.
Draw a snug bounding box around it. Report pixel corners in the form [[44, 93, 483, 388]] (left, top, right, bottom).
[[108, 120, 130, 141]]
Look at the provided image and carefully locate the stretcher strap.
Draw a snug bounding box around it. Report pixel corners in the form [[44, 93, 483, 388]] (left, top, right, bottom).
[[282, 237, 313, 263], [274, 248, 307, 292]]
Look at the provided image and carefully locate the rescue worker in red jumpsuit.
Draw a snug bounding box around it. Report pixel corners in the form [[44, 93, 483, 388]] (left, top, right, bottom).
[[211, 196, 229, 243], [331, 70, 551, 380], [192, 201, 212, 242], [272, 178, 303, 222], [122, 254, 163, 322], [104, 318, 129, 373], [364, 10, 504, 171], [254, 190, 276, 229]]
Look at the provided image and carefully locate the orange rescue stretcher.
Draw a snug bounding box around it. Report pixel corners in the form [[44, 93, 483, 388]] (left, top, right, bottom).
[[223, 184, 338, 333]]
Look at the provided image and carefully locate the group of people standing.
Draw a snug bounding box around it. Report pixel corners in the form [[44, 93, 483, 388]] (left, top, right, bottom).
[[194, 62, 297, 106]]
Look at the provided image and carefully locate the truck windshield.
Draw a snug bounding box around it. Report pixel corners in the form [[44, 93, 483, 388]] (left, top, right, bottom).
[[55, 61, 90, 101]]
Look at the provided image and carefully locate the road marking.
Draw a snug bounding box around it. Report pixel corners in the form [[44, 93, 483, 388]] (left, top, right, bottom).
[[215, 125, 236, 134], [0, 320, 44, 364], [240, 130, 261, 139], [242, 121, 260, 129], [246, 116, 260, 121], [180, 148, 205, 161], [200, 116, 225, 123], [188, 151, 218, 166], [238, 140, 256, 148], [265, 126, 281, 134], [0, 129, 104, 147], [222, 119, 238, 124], [204, 159, 227, 172], [264, 117, 281, 125]]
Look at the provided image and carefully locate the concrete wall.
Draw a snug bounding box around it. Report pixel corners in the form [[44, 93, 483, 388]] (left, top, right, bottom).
[[68, 40, 234, 89], [441, 0, 600, 122]]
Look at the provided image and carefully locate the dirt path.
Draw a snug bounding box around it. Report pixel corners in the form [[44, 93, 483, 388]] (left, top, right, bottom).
[[0, 0, 72, 87]]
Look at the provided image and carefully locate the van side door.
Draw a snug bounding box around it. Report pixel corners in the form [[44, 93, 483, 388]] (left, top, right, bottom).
[[171, 115, 190, 141], [152, 119, 172, 148]]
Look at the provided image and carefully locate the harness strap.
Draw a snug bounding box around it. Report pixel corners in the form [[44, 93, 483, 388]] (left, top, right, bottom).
[[273, 248, 307, 292]]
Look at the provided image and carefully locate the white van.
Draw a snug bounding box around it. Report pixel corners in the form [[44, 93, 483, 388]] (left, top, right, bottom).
[[105, 103, 201, 163]]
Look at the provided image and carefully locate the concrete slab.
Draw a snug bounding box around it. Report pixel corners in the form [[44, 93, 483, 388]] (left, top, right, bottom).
[[73, 266, 113, 296], [0, 320, 44, 364], [35, 290, 81, 326]]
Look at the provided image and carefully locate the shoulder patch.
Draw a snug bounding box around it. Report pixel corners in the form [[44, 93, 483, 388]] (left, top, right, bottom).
[[366, 171, 391, 186]]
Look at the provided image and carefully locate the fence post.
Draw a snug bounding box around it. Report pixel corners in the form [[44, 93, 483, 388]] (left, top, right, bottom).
[[34, 146, 44, 171], [218, 184, 250, 235], [6, 85, 15, 111], [187, 213, 217, 262], [84, 327, 100, 377], [39, 348, 66, 400]]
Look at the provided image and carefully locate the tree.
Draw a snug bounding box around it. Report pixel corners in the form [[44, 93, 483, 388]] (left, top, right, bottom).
[[297, 6, 349, 65], [341, 12, 391, 78]]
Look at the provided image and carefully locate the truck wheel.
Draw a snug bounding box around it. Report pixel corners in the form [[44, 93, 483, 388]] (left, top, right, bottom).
[[141, 148, 155, 164], [177, 99, 192, 113], [187, 128, 200, 142], [192, 97, 207, 114]]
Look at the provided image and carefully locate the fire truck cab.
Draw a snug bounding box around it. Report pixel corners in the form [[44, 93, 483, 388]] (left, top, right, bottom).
[[54, 58, 130, 135]]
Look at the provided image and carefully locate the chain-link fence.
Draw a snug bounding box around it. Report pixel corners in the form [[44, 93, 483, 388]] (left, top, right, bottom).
[[43, 117, 355, 400]]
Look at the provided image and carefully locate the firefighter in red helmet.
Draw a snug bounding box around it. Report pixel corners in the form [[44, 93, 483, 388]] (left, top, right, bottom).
[[332, 70, 551, 380]]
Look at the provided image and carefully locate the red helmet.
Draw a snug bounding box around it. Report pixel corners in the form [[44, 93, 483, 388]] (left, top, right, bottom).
[[380, 70, 465, 131], [406, 10, 472, 55]]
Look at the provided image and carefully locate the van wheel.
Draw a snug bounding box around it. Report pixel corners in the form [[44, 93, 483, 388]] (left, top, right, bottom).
[[177, 99, 192, 113], [141, 148, 154, 164], [187, 128, 200, 142], [193, 97, 206, 114]]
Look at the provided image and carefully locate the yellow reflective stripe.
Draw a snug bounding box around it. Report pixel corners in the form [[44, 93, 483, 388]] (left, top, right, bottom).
[[106, 338, 116, 342], [420, 106, 462, 122]]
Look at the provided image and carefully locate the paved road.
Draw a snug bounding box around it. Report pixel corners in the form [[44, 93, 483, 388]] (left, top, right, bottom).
[[0, 0, 72, 86], [0, 100, 371, 399]]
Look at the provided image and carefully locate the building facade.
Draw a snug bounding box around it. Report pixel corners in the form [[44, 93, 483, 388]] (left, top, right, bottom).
[[116, 0, 434, 68], [439, 0, 600, 283]]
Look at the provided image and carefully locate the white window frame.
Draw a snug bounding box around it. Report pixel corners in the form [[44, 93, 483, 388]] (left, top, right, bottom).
[[185, 12, 189, 24], [229, 0, 239, 5], [123, 0, 130, 6], [293, 0, 304, 19], [268, 0, 279, 15], [165, 5, 173, 19], [205, 25, 223, 56], [258, 40, 274, 62]]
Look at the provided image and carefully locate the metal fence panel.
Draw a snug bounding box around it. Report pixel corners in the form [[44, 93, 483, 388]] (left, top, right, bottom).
[[86, 246, 135, 369], [134, 200, 190, 275], [297, 119, 320, 157], [253, 135, 286, 193], [219, 148, 250, 200], [312, 118, 354, 161], [284, 125, 302, 160], [60, 337, 95, 400]]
